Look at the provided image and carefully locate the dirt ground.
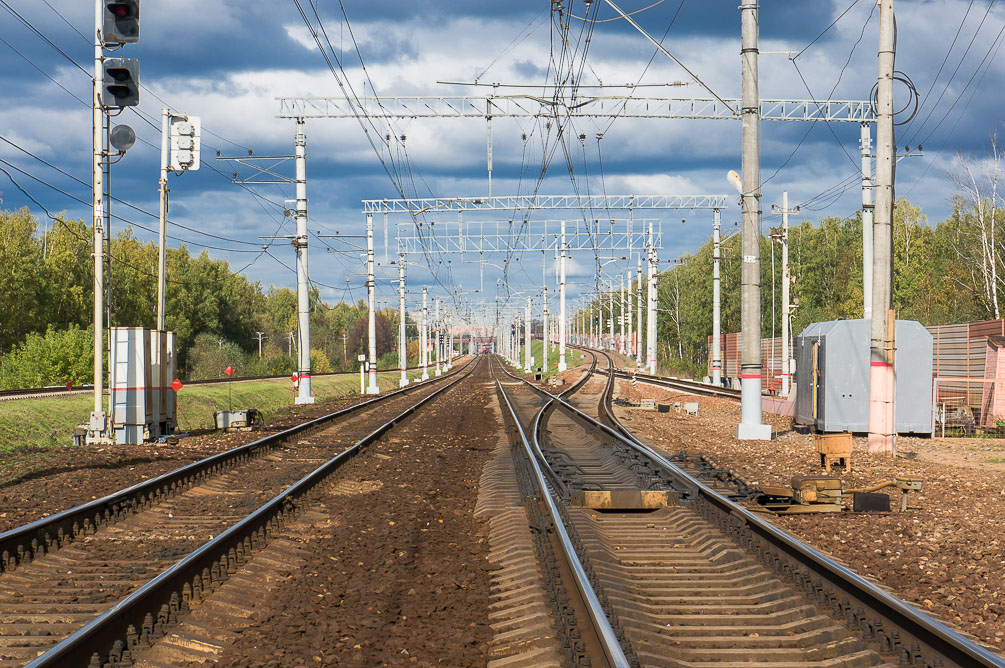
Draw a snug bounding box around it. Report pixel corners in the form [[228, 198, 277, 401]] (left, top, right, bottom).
[[613, 377, 1005, 651], [0, 392, 380, 534], [209, 360, 498, 667]]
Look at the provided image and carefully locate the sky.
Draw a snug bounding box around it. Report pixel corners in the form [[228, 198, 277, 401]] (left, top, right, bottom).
[[1, 0, 1003, 325]]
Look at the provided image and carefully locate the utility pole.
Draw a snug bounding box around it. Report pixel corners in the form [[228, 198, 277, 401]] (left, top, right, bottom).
[[711, 208, 722, 386], [647, 223, 657, 374], [88, 0, 108, 440], [771, 193, 795, 396], [869, 0, 896, 454], [256, 331, 265, 357], [294, 118, 314, 404], [421, 286, 429, 380], [861, 122, 875, 318], [524, 297, 532, 373], [398, 255, 408, 387], [366, 213, 379, 394], [737, 1, 771, 439]]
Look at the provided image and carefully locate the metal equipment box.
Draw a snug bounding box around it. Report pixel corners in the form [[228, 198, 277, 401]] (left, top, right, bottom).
[[110, 327, 152, 445], [110, 327, 177, 445], [794, 318, 933, 434]]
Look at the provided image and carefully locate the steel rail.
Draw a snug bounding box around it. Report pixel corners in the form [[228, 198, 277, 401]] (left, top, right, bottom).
[[0, 359, 474, 579], [490, 357, 631, 668], [567, 344, 741, 400], [558, 349, 1005, 668], [24, 356, 481, 668], [609, 368, 741, 400]]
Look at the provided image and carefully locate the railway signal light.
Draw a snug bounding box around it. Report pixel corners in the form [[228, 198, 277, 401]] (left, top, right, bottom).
[[102, 58, 140, 107], [103, 0, 139, 44]]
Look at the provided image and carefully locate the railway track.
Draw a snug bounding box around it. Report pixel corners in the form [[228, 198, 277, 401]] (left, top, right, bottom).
[[0, 358, 477, 667], [492, 350, 1005, 668]]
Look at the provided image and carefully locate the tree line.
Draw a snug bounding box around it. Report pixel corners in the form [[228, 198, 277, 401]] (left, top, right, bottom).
[[0, 208, 413, 388]]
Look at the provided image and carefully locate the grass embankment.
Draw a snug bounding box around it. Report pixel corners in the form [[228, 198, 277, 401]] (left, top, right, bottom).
[[0, 370, 424, 453], [515, 341, 583, 378]]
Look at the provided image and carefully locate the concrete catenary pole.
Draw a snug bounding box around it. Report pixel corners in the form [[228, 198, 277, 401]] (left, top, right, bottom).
[[543, 287, 549, 374], [647, 223, 657, 374], [294, 119, 315, 404], [558, 220, 568, 371], [398, 255, 408, 387], [712, 208, 722, 386], [861, 121, 875, 319], [365, 212, 379, 395], [434, 297, 442, 376], [737, 1, 771, 439], [524, 297, 532, 373], [780, 192, 791, 396], [619, 273, 627, 354], [636, 256, 644, 367], [869, 0, 896, 453], [421, 286, 429, 380], [626, 268, 633, 357]]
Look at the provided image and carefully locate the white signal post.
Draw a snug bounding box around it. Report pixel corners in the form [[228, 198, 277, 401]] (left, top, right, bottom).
[[89, 0, 107, 440]]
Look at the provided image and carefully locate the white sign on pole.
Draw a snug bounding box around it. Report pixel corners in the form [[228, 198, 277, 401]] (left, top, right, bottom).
[[169, 115, 201, 172]]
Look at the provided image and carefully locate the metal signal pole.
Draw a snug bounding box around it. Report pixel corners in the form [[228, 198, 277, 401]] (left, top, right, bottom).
[[157, 107, 169, 332], [861, 122, 875, 319], [737, 1, 771, 439], [89, 0, 108, 439], [869, 0, 896, 453]]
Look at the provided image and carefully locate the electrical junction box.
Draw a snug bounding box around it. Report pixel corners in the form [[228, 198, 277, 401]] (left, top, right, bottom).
[[794, 318, 933, 434]]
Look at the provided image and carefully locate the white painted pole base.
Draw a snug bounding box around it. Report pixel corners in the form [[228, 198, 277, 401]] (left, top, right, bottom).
[[296, 378, 315, 404], [737, 376, 771, 440], [421, 369, 429, 381], [367, 369, 380, 395], [558, 361, 567, 372], [399, 372, 409, 387]]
